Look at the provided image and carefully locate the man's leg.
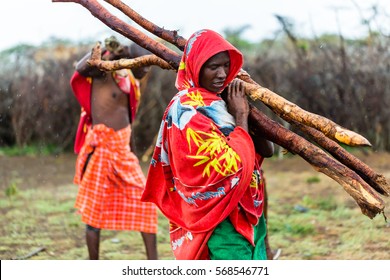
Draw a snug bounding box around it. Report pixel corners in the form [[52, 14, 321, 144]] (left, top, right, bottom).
[[208, 218, 255, 260], [141, 232, 158, 260], [86, 225, 100, 260]]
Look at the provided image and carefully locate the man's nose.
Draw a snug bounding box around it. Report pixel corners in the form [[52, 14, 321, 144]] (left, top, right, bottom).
[[216, 67, 227, 79]]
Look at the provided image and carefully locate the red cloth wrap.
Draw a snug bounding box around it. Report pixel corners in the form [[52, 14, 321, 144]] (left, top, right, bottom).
[[142, 29, 264, 259]]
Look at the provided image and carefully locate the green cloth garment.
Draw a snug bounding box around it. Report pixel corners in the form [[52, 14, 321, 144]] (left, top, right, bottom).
[[207, 215, 267, 260]]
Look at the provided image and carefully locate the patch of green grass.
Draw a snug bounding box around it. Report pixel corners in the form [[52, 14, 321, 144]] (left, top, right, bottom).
[[284, 223, 315, 235], [302, 195, 338, 211], [0, 144, 61, 156], [268, 214, 315, 236], [5, 180, 18, 198], [306, 176, 321, 184], [298, 242, 332, 260], [330, 206, 354, 219], [33, 200, 74, 214]]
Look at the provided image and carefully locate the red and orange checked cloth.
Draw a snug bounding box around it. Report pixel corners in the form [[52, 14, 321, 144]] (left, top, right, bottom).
[[74, 124, 157, 233]]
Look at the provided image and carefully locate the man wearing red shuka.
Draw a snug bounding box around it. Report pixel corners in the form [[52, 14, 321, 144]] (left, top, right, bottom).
[[142, 29, 274, 260], [70, 37, 158, 260]]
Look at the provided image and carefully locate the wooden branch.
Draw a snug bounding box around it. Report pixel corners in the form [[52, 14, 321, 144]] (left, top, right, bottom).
[[243, 81, 371, 147], [238, 69, 370, 149], [291, 119, 390, 196], [104, 0, 187, 51], [52, 0, 181, 68], [88, 42, 174, 71], [13, 247, 46, 260], [248, 106, 385, 219]]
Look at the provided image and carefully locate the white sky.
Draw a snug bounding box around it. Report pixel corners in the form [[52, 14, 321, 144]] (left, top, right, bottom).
[[1, 0, 389, 51]]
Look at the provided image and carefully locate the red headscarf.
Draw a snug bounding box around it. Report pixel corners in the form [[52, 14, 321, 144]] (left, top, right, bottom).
[[175, 29, 243, 91]]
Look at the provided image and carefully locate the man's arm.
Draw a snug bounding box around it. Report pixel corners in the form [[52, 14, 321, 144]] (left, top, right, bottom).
[[75, 51, 107, 78], [251, 132, 274, 158], [127, 43, 151, 80], [75, 38, 128, 78], [76, 42, 152, 80]]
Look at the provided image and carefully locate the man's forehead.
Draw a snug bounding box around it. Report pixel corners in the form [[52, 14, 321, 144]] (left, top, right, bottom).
[[204, 51, 230, 65]]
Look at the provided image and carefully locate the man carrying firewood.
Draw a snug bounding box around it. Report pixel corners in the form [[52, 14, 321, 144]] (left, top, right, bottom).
[[70, 36, 158, 260], [141, 29, 274, 259]]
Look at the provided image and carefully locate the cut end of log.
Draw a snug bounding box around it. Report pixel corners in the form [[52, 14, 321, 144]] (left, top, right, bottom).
[[355, 188, 385, 219], [360, 205, 386, 219], [375, 174, 390, 196], [312, 163, 385, 220], [334, 127, 372, 147]]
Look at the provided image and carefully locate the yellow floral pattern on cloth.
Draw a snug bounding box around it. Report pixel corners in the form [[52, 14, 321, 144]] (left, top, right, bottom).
[[186, 124, 241, 177], [179, 61, 186, 70], [182, 91, 206, 107]]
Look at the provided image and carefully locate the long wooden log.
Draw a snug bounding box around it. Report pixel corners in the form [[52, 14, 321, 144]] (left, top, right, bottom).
[[248, 106, 385, 219], [239, 69, 389, 197], [52, 0, 181, 68], [103, 0, 187, 51], [290, 119, 390, 196], [88, 42, 174, 71], [243, 81, 371, 147]]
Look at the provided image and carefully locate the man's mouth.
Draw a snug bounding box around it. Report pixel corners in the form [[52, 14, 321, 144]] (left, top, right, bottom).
[[212, 81, 225, 88]]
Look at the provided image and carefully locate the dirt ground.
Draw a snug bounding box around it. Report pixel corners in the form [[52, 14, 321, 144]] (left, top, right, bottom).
[[1, 150, 390, 260]]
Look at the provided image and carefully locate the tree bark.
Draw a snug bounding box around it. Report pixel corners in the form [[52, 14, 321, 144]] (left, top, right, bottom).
[[88, 42, 174, 71], [52, 0, 181, 68], [248, 106, 385, 219], [290, 119, 390, 196], [243, 81, 371, 147], [103, 0, 187, 51]]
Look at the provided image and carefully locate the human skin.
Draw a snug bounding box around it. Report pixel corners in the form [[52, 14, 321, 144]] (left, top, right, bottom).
[[199, 51, 249, 131]]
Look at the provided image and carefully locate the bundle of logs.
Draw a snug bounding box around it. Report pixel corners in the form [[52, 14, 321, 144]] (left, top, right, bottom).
[[53, 0, 389, 219]]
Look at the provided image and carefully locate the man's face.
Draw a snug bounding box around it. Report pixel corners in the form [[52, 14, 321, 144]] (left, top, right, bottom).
[[199, 51, 230, 93]]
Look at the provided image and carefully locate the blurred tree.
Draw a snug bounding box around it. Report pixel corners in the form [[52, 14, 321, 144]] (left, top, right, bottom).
[[223, 25, 255, 52]]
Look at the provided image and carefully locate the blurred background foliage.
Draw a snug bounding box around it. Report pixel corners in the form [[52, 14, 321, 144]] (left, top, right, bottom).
[[0, 14, 389, 159]]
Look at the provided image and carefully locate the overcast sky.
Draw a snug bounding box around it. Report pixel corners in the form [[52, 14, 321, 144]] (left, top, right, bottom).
[[2, 0, 389, 51]]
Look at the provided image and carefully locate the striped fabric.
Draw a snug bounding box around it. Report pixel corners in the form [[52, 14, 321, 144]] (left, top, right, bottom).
[[74, 124, 157, 233]]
